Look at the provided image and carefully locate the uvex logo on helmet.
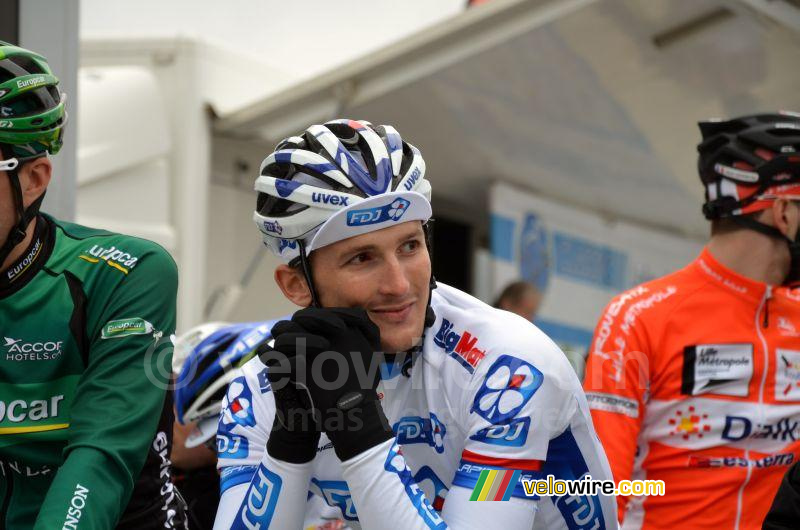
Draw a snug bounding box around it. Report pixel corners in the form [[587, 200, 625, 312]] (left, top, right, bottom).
[[403, 167, 422, 191], [311, 192, 349, 206]]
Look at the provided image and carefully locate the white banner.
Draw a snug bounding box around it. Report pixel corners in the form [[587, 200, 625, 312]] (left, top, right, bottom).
[[490, 182, 703, 374]]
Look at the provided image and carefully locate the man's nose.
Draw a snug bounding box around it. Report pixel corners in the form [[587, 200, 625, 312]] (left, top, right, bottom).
[[379, 254, 411, 297]]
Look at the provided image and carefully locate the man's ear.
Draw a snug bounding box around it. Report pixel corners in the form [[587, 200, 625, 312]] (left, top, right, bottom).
[[274, 264, 312, 307], [18, 157, 52, 208], [770, 198, 797, 238]]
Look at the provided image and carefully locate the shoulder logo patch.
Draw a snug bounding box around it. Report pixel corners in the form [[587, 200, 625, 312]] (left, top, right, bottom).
[[101, 318, 154, 340]]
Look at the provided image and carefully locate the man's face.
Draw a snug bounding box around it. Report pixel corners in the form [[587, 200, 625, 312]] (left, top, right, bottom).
[[310, 221, 432, 353]]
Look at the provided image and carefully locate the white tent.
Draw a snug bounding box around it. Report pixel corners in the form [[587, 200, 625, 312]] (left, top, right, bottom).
[[77, 0, 800, 327]]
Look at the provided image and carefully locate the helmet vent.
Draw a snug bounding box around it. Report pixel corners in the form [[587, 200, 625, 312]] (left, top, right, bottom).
[[7, 56, 43, 75]]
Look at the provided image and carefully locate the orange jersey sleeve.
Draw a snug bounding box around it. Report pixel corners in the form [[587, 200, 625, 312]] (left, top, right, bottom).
[[584, 286, 653, 520]]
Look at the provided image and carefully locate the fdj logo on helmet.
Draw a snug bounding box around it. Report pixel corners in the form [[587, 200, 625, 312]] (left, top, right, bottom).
[[346, 198, 410, 227]]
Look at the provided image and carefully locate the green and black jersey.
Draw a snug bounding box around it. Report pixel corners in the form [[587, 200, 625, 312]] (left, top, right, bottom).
[[0, 214, 186, 529]]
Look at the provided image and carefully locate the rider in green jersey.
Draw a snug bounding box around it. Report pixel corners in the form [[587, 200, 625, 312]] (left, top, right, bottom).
[[0, 41, 187, 529]]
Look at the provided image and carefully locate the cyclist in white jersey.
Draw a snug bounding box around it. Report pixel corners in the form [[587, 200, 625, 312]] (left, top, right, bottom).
[[213, 119, 618, 529]]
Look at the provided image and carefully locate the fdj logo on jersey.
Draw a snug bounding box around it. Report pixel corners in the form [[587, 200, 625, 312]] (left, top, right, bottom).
[[553, 485, 604, 530], [384, 441, 447, 529], [218, 377, 256, 459], [223, 377, 257, 428], [346, 198, 410, 227], [310, 478, 358, 521], [394, 413, 447, 453], [433, 319, 486, 374], [414, 466, 448, 512], [472, 355, 543, 424], [234, 464, 281, 529], [470, 417, 531, 447]]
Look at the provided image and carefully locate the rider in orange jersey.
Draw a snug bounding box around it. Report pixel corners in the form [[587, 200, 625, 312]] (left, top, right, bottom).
[[584, 112, 800, 529]]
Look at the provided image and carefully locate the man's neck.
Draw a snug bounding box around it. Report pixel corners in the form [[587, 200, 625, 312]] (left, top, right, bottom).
[[0, 217, 37, 275], [706, 229, 789, 285]]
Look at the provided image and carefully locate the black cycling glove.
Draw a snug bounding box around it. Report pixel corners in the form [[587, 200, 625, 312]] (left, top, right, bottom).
[[258, 325, 322, 464], [269, 307, 394, 462]]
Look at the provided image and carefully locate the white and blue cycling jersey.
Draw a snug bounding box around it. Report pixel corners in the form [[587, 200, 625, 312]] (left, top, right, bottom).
[[214, 283, 618, 529]]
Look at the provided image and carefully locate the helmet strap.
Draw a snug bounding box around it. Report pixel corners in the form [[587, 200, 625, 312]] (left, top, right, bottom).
[[422, 219, 437, 327], [297, 239, 321, 308], [0, 161, 46, 267], [731, 215, 800, 285]]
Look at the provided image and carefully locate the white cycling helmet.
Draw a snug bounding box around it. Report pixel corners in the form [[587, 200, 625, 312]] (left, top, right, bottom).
[[253, 119, 432, 264]]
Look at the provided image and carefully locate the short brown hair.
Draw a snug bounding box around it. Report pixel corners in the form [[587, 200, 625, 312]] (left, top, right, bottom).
[[493, 281, 535, 308]]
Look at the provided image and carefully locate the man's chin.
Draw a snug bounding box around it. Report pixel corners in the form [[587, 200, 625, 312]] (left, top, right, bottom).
[[379, 324, 426, 354]]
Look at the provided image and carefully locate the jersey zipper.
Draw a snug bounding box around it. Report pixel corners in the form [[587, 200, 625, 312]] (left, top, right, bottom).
[[734, 285, 772, 530]]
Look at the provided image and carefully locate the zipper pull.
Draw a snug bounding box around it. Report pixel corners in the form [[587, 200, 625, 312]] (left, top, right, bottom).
[[763, 285, 773, 328]]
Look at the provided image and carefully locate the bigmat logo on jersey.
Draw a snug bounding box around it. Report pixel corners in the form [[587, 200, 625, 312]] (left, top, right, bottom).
[[433, 319, 486, 373]]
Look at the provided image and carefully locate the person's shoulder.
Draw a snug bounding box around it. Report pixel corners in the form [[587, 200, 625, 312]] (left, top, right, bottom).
[[46, 214, 177, 282], [428, 283, 574, 383], [597, 264, 699, 330]]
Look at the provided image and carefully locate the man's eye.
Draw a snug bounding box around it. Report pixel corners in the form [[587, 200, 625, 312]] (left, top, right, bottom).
[[348, 253, 370, 265], [401, 240, 420, 253]]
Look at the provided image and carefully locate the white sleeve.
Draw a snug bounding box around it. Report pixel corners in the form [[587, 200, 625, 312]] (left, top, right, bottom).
[[341, 438, 447, 530], [214, 453, 314, 529], [341, 438, 538, 529], [213, 362, 314, 529]]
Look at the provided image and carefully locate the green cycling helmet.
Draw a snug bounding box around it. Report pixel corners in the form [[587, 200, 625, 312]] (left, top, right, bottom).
[[0, 40, 66, 156]]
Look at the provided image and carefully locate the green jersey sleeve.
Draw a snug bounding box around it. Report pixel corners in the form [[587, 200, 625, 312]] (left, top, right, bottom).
[[33, 242, 178, 529]]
